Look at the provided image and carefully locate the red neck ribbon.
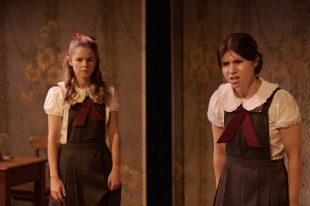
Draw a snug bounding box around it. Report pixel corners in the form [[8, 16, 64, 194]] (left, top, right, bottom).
[[217, 106, 263, 148], [72, 97, 104, 127]]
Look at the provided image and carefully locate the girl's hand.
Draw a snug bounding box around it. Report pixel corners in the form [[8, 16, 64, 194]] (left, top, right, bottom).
[[50, 177, 66, 202], [107, 167, 121, 191]]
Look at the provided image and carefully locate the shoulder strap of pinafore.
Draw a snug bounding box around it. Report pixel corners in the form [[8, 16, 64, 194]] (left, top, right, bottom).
[[262, 87, 281, 113]]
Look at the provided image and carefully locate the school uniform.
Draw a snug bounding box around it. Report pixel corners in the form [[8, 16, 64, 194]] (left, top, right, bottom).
[[44, 82, 121, 206], [208, 78, 301, 206]]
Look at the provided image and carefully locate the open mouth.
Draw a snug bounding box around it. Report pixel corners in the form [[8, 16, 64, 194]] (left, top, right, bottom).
[[229, 76, 240, 84], [230, 76, 239, 80]]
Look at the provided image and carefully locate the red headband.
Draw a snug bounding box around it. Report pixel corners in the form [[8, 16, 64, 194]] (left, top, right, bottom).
[[72, 33, 96, 41]]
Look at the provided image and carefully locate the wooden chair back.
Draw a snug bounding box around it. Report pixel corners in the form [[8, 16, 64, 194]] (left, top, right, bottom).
[[29, 135, 48, 157], [11, 135, 49, 205]]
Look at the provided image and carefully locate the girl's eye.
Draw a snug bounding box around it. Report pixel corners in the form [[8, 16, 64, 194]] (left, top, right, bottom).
[[76, 58, 83, 62], [87, 58, 96, 62], [221, 62, 229, 67], [235, 60, 243, 64]]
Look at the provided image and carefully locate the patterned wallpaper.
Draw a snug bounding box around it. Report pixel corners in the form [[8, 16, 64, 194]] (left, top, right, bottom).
[[182, 1, 222, 205], [182, 0, 310, 205], [1, 0, 144, 205], [0, 0, 9, 154]]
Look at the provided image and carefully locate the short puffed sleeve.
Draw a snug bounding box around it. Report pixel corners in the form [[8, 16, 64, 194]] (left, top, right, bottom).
[[43, 86, 64, 117], [272, 89, 301, 129], [207, 89, 224, 127], [107, 85, 120, 111]]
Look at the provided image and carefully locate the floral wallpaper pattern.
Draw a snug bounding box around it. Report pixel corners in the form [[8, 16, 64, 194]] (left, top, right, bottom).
[[182, 1, 222, 205], [0, 0, 9, 153]]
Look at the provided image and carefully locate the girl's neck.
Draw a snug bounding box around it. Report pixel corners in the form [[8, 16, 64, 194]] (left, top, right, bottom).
[[234, 77, 261, 99], [75, 78, 92, 89]]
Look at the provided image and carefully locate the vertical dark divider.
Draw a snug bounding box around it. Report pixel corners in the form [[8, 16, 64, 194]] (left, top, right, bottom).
[[146, 0, 172, 205]]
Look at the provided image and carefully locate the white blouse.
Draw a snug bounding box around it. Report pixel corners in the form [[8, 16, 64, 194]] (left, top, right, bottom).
[[43, 82, 120, 144], [207, 78, 301, 160]]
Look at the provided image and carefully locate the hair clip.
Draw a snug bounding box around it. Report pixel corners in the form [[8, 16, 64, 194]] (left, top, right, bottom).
[[72, 33, 83, 40]]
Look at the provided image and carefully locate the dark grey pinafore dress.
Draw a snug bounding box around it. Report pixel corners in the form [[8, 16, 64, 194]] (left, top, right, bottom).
[[214, 88, 289, 206], [50, 96, 121, 206]]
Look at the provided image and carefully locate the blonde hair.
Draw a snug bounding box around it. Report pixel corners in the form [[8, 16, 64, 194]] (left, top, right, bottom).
[[63, 33, 109, 104]]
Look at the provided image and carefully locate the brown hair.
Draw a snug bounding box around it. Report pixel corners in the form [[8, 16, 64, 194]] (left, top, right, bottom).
[[63, 33, 109, 104], [217, 33, 263, 74]]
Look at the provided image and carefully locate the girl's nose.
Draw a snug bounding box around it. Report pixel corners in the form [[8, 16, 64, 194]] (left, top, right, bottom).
[[228, 63, 236, 74], [82, 60, 87, 66]]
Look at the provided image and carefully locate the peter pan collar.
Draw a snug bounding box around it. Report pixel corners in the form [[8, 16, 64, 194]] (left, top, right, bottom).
[[57, 81, 96, 104], [220, 77, 278, 112], [73, 84, 96, 103]]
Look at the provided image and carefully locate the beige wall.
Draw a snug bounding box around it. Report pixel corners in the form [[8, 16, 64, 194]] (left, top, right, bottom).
[[182, 0, 310, 205], [1, 0, 145, 205]]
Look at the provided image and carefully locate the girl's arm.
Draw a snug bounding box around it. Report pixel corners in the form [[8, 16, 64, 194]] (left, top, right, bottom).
[[280, 123, 301, 206], [107, 111, 121, 191], [48, 115, 66, 202], [211, 124, 226, 187]]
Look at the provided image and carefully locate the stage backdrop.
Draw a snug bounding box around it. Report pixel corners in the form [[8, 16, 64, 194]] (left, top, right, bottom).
[[0, 0, 145, 205], [181, 0, 310, 205]]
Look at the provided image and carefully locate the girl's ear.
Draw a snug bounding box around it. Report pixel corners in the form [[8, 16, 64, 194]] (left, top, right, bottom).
[[253, 55, 259, 68], [67, 56, 73, 66]]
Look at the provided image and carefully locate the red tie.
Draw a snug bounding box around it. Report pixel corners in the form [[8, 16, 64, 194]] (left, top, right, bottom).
[[72, 97, 104, 127], [217, 106, 263, 148]]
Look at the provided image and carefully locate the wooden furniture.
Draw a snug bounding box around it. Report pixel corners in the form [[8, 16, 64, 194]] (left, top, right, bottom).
[[0, 156, 47, 206], [10, 135, 50, 204]]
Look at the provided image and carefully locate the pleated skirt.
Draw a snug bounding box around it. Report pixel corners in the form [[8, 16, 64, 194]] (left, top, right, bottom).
[[49, 143, 121, 206], [214, 155, 288, 206]]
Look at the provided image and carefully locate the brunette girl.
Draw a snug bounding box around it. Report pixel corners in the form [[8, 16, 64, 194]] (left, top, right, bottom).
[[208, 33, 301, 206]]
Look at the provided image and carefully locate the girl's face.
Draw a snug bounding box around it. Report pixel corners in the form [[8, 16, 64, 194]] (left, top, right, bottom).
[[68, 46, 97, 81], [221, 50, 258, 90]]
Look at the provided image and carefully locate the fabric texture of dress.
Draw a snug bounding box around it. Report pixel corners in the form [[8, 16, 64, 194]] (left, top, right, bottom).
[[213, 88, 289, 206], [46, 84, 121, 206]]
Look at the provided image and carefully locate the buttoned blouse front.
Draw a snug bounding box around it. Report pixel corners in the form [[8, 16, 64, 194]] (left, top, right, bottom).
[[207, 78, 301, 160], [43, 82, 120, 144]]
